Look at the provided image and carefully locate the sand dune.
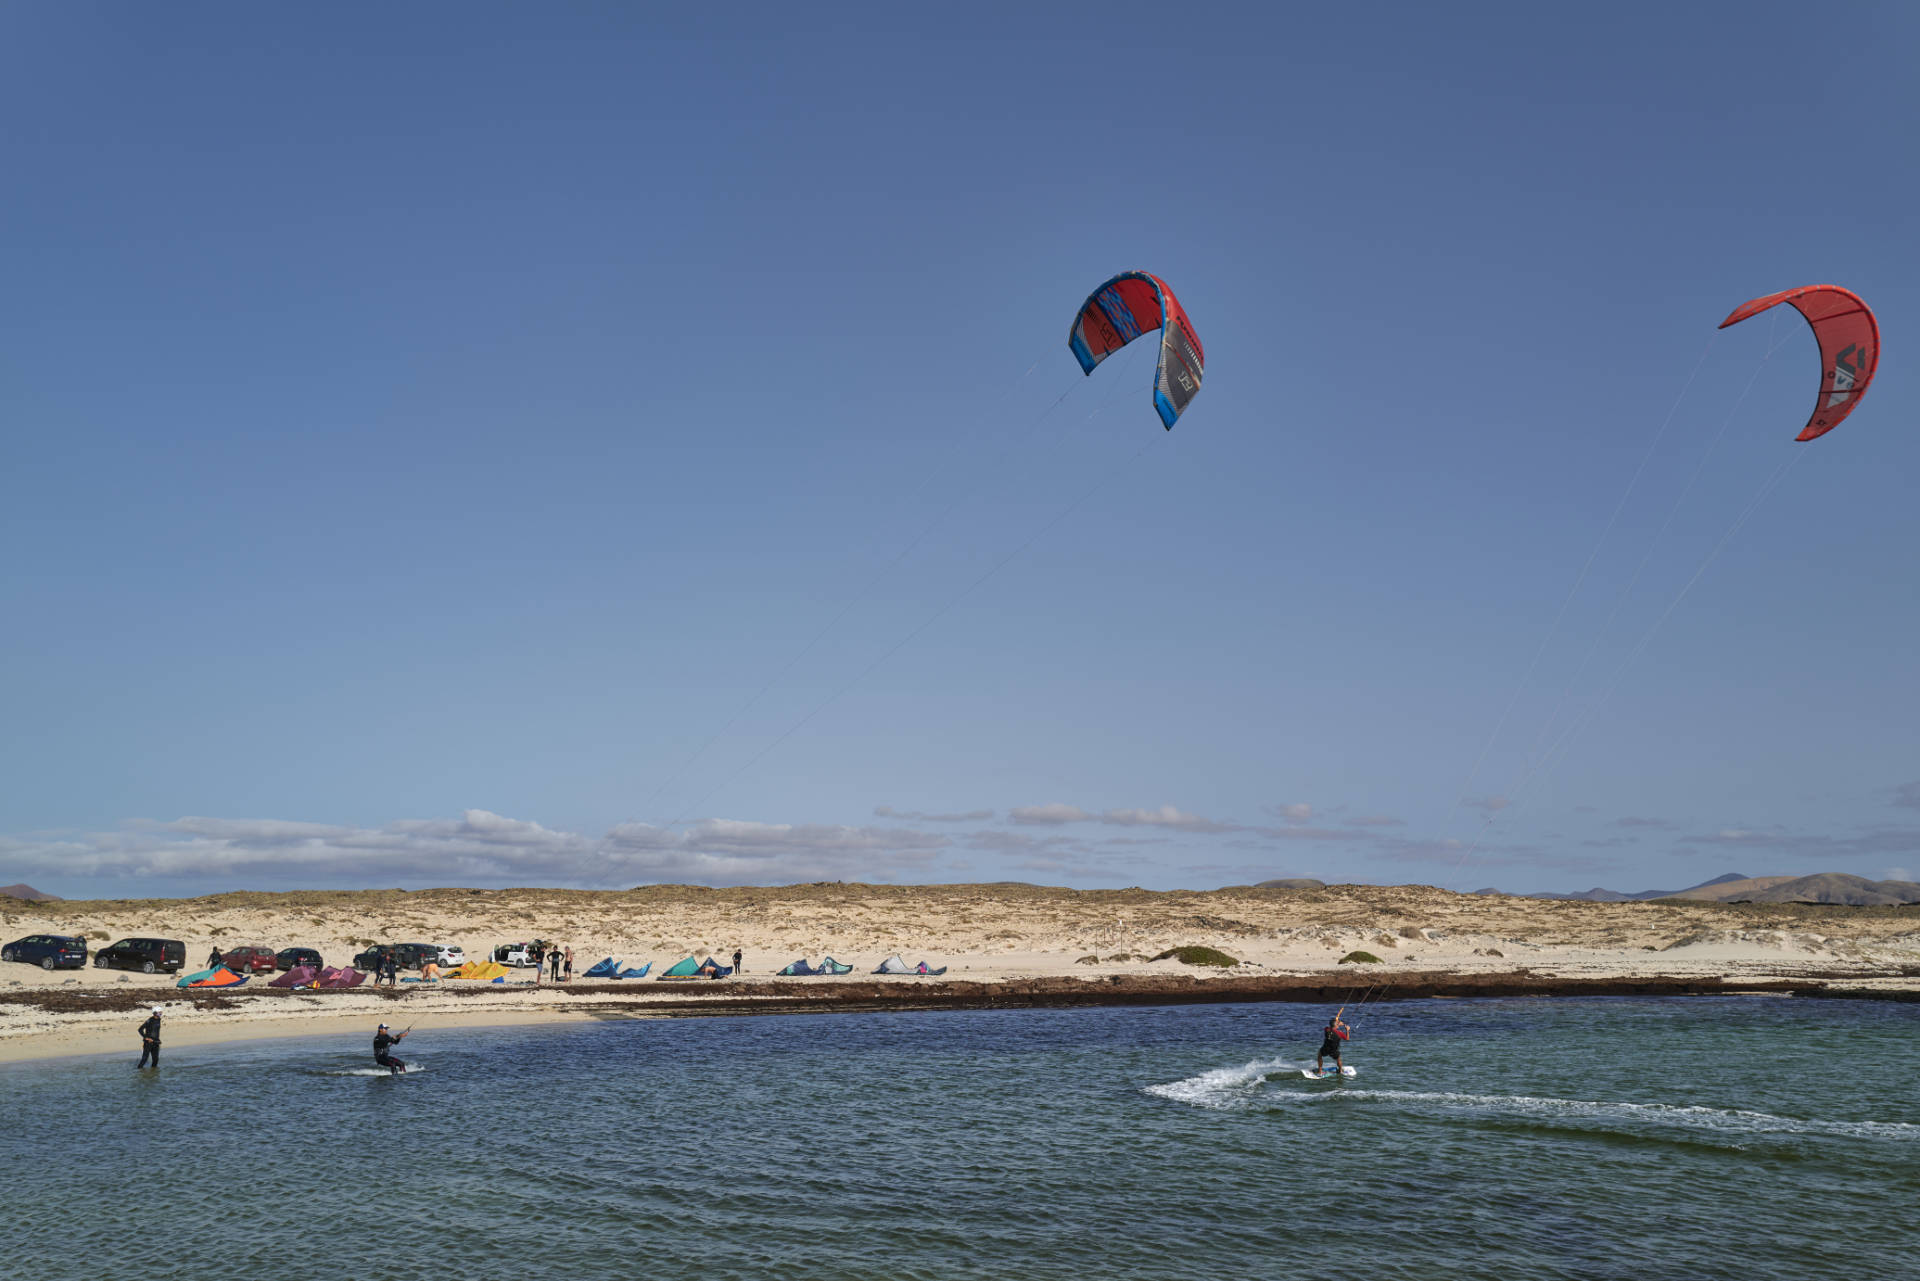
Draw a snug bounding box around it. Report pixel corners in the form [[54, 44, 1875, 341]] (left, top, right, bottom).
[[4, 881, 1916, 1062]]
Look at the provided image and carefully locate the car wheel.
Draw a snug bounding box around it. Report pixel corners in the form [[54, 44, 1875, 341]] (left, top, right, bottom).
[[42, 957, 56, 971], [142, 960, 156, 974], [1, 949, 12, 963]]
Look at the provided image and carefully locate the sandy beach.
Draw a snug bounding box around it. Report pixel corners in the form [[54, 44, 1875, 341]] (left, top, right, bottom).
[[5, 881, 1917, 1064]]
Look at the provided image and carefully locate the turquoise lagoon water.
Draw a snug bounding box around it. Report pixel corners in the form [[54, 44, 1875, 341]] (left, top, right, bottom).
[[3, 996, 1915, 1279]]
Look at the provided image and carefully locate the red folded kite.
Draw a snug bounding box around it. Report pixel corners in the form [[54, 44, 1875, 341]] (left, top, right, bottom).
[[1718, 285, 1879, 442]]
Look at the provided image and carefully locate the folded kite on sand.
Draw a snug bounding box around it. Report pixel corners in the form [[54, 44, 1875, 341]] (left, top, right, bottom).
[[268, 965, 318, 989], [873, 954, 946, 976], [177, 966, 248, 988]]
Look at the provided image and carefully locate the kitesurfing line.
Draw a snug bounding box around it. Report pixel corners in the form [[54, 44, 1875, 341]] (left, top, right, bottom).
[[1452, 441, 1809, 868], [1438, 334, 1719, 841]]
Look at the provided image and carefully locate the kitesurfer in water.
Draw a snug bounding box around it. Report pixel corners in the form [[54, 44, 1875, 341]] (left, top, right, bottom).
[[373, 1022, 408, 1075], [1315, 1009, 1350, 1076]]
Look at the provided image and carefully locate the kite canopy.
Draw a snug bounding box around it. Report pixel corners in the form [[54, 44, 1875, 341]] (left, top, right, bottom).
[[1718, 285, 1879, 441], [777, 958, 820, 976], [177, 965, 247, 988], [657, 955, 701, 980], [818, 957, 852, 975], [268, 965, 318, 989], [1068, 271, 1205, 429]]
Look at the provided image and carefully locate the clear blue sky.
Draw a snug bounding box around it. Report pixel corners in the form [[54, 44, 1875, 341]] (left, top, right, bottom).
[[4, 2, 1916, 898]]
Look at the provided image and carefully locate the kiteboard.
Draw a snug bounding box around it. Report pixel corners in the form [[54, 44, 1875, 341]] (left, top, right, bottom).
[[1301, 1066, 1356, 1080]]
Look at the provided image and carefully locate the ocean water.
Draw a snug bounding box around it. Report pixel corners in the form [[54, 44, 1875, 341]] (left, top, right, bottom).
[[4, 996, 1916, 1279]]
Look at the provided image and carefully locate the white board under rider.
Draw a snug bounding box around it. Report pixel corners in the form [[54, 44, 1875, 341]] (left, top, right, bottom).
[[1301, 1065, 1357, 1079]]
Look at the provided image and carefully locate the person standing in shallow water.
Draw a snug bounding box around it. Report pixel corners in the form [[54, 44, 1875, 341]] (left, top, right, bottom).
[[137, 1006, 162, 1068]]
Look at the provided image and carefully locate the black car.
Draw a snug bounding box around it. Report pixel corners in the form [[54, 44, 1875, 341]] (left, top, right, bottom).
[[94, 937, 187, 974], [275, 947, 324, 971], [2, 934, 88, 970], [393, 942, 438, 970], [353, 942, 435, 972], [352, 944, 394, 972]]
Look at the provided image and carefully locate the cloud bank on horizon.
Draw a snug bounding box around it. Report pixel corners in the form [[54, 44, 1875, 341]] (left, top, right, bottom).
[[7, 787, 1917, 899]]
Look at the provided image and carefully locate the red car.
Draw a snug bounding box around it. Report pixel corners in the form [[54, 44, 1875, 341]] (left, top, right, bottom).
[[221, 945, 278, 974]]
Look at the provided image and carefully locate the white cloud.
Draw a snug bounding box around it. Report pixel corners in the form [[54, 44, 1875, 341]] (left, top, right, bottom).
[[1008, 803, 1093, 826], [0, 810, 948, 891], [1097, 805, 1238, 833], [1275, 803, 1314, 824], [1008, 802, 1239, 833], [873, 806, 994, 823]]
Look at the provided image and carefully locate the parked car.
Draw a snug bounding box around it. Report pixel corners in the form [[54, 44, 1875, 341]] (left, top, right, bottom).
[[351, 942, 437, 972], [493, 943, 536, 967], [352, 944, 395, 972], [94, 938, 187, 974], [394, 943, 438, 970], [274, 947, 323, 971], [433, 944, 466, 967], [2, 934, 88, 970], [220, 945, 278, 974]]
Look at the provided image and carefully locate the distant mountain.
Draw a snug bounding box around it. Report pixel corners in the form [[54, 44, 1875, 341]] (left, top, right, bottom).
[[1663, 875, 1799, 901], [0, 883, 60, 902], [1526, 873, 1755, 902], [1721, 873, 1920, 906], [1507, 872, 1920, 906]]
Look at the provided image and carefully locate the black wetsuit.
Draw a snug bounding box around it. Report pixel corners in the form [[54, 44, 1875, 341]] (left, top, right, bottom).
[[373, 1030, 406, 1075], [138, 1015, 161, 1068]]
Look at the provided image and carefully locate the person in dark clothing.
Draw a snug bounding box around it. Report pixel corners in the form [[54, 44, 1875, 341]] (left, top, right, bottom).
[[1315, 1009, 1351, 1075], [207, 946, 223, 969], [373, 1022, 408, 1075], [379, 954, 398, 988], [137, 1006, 162, 1068], [732, 949, 743, 976]]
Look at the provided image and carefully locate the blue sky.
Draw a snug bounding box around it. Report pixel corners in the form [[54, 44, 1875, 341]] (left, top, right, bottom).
[[4, 2, 1916, 897]]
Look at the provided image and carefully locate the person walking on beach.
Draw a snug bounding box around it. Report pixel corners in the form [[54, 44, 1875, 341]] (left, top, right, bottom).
[[379, 952, 399, 988], [1316, 1009, 1351, 1075], [206, 945, 223, 970], [563, 947, 573, 981], [732, 948, 742, 976], [373, 1022, 408, 1076], [136, 1006, 162, 1069]]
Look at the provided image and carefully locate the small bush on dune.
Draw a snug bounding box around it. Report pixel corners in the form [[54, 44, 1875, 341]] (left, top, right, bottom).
[[1338, 950, 1383, 965], [1151, 945, 1239, 967]]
